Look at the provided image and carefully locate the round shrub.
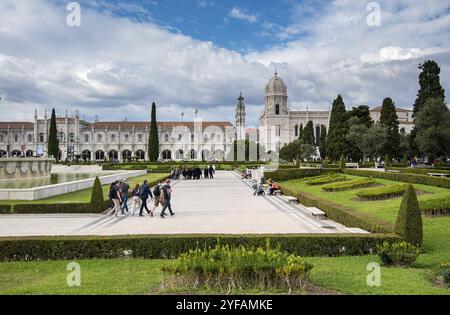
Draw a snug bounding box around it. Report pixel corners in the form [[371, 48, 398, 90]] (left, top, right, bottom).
[[377, 241, 420, 267]]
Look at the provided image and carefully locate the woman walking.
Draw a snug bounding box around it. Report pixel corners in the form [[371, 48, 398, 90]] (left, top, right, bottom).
[[130, 183, 141, 216]]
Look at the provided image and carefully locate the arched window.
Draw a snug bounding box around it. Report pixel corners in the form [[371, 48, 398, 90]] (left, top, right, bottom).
[[294, 125, 299, 137], [84, 134, 89, 143], [69, 132, 75, 143], [97, 134, 102, 142], [138, 134, 143, 142], [178, 134, 182, 141], [190, 149, 196, 160], [0, 134, 4, 142], [191, 134, 195, 143], [39, 133, 44, 142], [275, 104, 280, 115], [95, 150, 105, 160], [162, 150, 171, 160], [28, 134, 33, 143], [124, 134, 129, 142], [111, 134, 116, 142], [14, 134, 19, 142], [164, 134, 169, 142]]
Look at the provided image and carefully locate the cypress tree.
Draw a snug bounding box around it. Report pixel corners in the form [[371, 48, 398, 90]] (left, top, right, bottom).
[[413, 60, 445, 117], [148, 102, 159, 161], [379, 97, 400, 158], [395, 184, 423, 247], [350, 105, 373, 128], [411, 60, 446, 155], [47, 108, 59, 160], [298, 123, 303, 140], [319, 125, 327, 159], [339, 154, 346, 169], [326, 95, 349, 161], [90, 176, 104, 212], [301, 120, 315, 145]]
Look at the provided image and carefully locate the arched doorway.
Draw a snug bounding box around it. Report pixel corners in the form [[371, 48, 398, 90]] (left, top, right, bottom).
[[82, 150, 91, 161], [11, 150, 21, 157], [108, 150, 118, 161], [189, 149, 196, 160], [122, 150, 132, 161], [0, 150, 7, 158], [95, 150, 105, 161], [162, 150, 171, 160], [135, 150, 145, 160], [202, 149, 210, 161], [26, 150, 33, 157], [175, 149, 184, 160]]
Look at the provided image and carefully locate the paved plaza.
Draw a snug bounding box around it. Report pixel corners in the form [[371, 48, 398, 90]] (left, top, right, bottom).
[[0, 171, 367, 237]]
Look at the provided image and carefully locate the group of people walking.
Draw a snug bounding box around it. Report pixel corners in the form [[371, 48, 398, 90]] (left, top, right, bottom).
[[169, 164, 216, 180], [108, 178, 175, 218]]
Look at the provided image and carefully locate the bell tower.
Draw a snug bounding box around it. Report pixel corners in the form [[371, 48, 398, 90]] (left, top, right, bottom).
[[235, 92, 246, 141]]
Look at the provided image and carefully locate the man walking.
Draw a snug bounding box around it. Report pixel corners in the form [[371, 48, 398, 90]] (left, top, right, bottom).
[[151, 180, 164, 217], [139, 180, 153, 216], [160, 179, 175, 218], [120, 178, 130, 214], [109, 181, 122, 217]]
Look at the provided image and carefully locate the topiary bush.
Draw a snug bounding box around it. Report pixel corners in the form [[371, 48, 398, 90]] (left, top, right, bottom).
[[376, 241, 420, 267], [356, 184, 407, 200], [339, 154, 346, 169], [321, 178, 375, 192], [395, 184, 423, 247], [90, 176, 104, 212], [420, 197, 450, 216]]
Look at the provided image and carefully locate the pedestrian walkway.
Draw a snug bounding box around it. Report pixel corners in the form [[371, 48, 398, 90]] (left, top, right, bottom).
[[0, 171, 366, 237]]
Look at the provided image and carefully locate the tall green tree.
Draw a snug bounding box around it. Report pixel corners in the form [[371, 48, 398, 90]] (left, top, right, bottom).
[[319, 125, 327, 159], [414, 97, 450, 160], [395, 184, 423, 247], [300, 120, 315, 145], [379, 97, 400, 158], [413, 60, 445, 117], [350, 105, 373, 128], [279, 140, 301, 162], [148, 102, 159, 161], [411, 60, 446, 155], [47, 108, 59, 160], [326, 95, 349, 161]]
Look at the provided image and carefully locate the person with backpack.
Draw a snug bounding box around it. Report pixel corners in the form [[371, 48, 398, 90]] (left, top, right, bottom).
[[160, 179, 175, 218], [139, 180, 153, 217], [119, 178, 130, 214], [130, 183, 141, 216], [109, 181, 122, 217], [151, 181, 164, 216]]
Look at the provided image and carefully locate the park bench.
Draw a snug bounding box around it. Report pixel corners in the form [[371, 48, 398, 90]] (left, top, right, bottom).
[[284, 196, 299, 203], [345, 162, 359, 168], [306, 207, 326, 220], [375, 162, 385, 168], [427, 173, 450, 178], [386, 169, 401, 173]]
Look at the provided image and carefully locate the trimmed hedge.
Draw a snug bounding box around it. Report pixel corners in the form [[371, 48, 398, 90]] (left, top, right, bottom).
[[305, 174, 347, 186], [0, 204, 12, 214], [322, 178, 375, 192], [356, 184, 407, 200], [343, 169, 450, 188], [280, 186, 395, 233], [420, 197, 450, 216], [389, 167, 450, 175], [264, 168, 329, 181], [0, 233, 399, 261]]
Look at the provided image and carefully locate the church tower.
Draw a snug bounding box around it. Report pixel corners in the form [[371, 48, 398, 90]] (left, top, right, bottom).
[[235, 92, 246, 141]]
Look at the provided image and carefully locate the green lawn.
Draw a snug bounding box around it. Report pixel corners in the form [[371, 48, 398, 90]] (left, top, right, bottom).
[[0, 173, 168, 205], [0, 259, 166, 295]]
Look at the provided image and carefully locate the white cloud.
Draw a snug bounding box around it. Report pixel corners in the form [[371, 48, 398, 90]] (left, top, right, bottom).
[[0, 0, 449, 127], [229, 7, 258, 23]]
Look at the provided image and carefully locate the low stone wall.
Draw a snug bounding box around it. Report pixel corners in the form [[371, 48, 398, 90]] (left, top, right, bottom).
[[0, 170, 146, 200]]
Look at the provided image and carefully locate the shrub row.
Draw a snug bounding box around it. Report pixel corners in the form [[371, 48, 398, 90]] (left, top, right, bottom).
[[162, 243, 313, 293], [322, 178, 375, 192], [264, 168, 329, 182], [343, 169, 450, 188], [356, 184, 407, 200], [280, 186, 395, 233], [0, 233, 399, 261], [419, 197, 450, 216], [305, 174, 347, 186]]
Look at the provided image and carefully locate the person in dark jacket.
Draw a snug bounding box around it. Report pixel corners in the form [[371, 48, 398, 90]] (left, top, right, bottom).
[[139, 180, 153, 216], [109, 181, 122, 217], [119, 179, 130, 214], [208, 165, 214, 179], [160, 179, 175, 218]]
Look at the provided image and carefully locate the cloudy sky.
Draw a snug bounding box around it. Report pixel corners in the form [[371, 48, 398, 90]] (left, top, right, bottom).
[[0, 0, 449, 127]]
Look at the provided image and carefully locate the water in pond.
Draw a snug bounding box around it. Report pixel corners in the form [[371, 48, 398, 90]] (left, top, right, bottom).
[[0, 173, 112, 189]]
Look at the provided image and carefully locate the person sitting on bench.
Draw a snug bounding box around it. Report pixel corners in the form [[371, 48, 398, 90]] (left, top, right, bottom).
[[268, 179, 280, 195]]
